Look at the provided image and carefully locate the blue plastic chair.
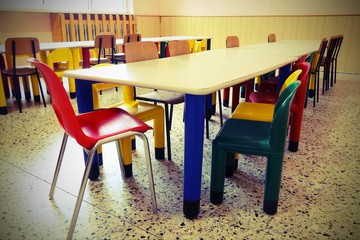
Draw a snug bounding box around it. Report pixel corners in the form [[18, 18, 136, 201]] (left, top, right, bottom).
[[210, 80, 301, 215]]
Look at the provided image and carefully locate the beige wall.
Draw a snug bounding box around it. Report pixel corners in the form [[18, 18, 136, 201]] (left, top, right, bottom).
[[136, 15, 360, 74], [134, 0, 360, 16], [0, 12, 53, 44], [0, 7, 359, 74]]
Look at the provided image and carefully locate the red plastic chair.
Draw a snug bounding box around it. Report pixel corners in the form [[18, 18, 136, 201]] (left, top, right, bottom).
[[258, 54, 307, 94], [249, 62, 310, 152], [27, 58, 157, 239]]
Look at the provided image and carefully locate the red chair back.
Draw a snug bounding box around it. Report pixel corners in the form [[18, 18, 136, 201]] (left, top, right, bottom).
[[292, 62, 310, 110], [27, 58, 88, 146]]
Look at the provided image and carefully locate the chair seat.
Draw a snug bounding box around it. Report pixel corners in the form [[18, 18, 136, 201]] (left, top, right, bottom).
[[2, 67, 37, 77], [90, 57, 112, 65], [231, 102, 274, 122], [136, 90, 185, 105], [249, 91, 278, 103], [111, 100, 164, 120], [77, 108, 152, 149], [214, 118, 274, 155]]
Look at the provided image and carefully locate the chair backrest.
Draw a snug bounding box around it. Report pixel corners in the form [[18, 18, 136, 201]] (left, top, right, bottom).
[[278, 69, 302, 95], [167, 40, 190, 57], [125, 41, 159, 63], [333, 35, 343, 60], [124, 41, 159, 100], [291, 62, 310, 109], [196, 39, 207, 52], [324, 36, 338, 64], [27, 58, 92, 148], [94, 32, 116, 62], [226, 36, 239, 48], [5, 37, 40, 69], [312, 38, 328, 71], [268, 33, 276, 43], [123, 33, 142, 44], [94, 32, 116, 49], [122, 33, 142, 52], [270, 80, 301, 151], [46, 48, 74, 73], [315, 38, 328, 71]]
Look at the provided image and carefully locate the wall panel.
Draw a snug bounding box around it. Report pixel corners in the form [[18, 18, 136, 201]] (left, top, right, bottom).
[[140, 15, 359, 74]]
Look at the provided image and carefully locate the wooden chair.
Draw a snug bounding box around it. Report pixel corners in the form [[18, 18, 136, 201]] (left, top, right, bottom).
[[113, 33, 142, 63], [128, 41, 184, 160], [2, 37, 46, 112], [268, 33, 277, 42]]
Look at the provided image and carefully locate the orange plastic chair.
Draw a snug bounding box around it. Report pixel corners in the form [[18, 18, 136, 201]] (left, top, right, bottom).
[[2, 37, 46, 112], [28, 58, 157, 240], [46, 47, 77, 98]]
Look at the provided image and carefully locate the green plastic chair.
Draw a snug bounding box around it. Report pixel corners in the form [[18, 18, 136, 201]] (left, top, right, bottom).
[[210, 80, 301, 215]]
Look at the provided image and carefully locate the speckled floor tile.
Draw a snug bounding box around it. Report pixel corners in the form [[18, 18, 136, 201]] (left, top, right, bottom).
[[0, 73, 359, 239]]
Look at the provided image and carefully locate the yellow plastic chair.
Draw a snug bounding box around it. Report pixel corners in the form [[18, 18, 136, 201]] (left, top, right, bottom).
[[46, 48, 77, 98], [195, 39, 207, 52], [188, 40, 196, 53], [231, 69, 302, 122], [92, 64, 166, 173]]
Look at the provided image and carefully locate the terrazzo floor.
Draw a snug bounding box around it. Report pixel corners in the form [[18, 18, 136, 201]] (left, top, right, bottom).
[[0, 73, 359, 239]]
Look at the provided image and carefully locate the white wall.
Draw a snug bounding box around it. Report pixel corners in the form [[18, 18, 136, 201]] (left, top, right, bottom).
[[134, 0, 360, 16]]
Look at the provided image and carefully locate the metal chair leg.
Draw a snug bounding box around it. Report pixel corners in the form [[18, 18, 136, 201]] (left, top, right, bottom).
[[49, 133, 68, 199]]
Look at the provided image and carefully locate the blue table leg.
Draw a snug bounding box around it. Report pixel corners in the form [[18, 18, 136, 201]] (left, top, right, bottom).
[[183, 94, 206, 219], [277, 64, 292, 93], [75, 79, 101, 180]]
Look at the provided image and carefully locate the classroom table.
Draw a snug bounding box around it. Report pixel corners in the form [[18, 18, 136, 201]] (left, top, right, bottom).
[[64, 46, 298, 220], [0, 36, 211, 115]]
